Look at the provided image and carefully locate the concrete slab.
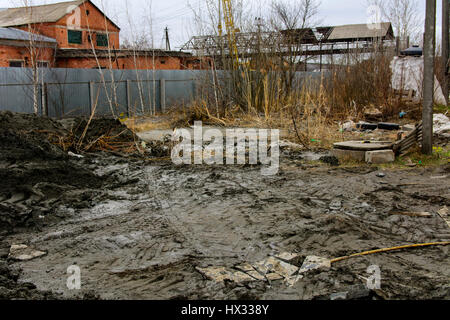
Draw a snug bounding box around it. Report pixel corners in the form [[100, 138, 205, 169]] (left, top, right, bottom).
[[332, 149, 366, 162], [334, 141, 393, 151], [365, 150, 395, 164]]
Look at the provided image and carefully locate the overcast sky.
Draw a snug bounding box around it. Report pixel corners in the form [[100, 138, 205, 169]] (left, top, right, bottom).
[[2, 0, 445, 49]]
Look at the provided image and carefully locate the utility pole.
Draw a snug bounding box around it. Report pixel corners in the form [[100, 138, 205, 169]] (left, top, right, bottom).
[[165, 27, 171, 51], [422, 0, 436, 155], [442, 0, 449, 104]]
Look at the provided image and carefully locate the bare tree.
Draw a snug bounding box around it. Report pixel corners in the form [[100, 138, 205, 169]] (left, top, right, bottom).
[[270, 0, 321, 91], [368, 0, 423, 44], [271, 0, 321, 30]]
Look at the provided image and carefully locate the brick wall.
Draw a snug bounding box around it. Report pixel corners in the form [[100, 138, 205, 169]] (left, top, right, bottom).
[[56, 55, 183, 70], [17, 1, 120, 50], [0, 44, 55, 67]]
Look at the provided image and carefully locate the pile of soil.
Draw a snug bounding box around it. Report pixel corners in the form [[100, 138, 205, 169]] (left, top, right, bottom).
[[59, 118, 139, 154], [0, 112, 135, 300], [0, 258, 60, 300], [0, 112, 104, 234]]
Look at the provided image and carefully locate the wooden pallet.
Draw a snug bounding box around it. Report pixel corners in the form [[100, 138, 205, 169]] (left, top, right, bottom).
[[392, 122, 423, 156]]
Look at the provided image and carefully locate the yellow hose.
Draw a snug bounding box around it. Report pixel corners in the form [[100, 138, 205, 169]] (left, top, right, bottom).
[[330, 241, 450, 264]]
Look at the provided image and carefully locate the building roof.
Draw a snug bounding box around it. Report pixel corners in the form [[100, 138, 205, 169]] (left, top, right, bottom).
[[327, 22, 394, 41], [0, 0, 120, 30], [0, 27, 57, 43]]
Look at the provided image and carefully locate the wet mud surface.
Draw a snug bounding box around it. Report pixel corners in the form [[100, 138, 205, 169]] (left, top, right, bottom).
[[1, 111, 449, 300]]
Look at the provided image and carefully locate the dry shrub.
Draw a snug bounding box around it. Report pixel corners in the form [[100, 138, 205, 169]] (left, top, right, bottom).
[[131, 51, 412, 150], [325, 53, 398, 119]]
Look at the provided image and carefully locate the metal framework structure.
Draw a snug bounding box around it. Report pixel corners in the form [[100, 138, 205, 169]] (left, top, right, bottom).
[[181, 23, 397, 67]]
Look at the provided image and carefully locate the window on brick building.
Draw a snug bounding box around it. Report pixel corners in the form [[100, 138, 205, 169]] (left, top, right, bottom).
[[96, 34, 108, 47], [68, 30, 82, 44], [9, 60, 23, 68], [37, 61, 49, 68]]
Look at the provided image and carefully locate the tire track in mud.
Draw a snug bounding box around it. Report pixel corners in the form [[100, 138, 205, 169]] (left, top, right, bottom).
[[4, 158, 450, 299]]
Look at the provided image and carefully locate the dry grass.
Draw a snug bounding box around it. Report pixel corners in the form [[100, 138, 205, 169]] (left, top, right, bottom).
[[123, 52, 426, 151]]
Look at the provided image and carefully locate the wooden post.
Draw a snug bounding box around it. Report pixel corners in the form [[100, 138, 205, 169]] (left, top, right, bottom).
[[126, 80, 131, 116], [422, 0, 436, 155], [160, 78, 166, 112], [442, 0, 449, 104], [319, 42, 323, 71], [396, 37, 400, 56], [41, 83, 48, 116], [89, 81, 95, 116]]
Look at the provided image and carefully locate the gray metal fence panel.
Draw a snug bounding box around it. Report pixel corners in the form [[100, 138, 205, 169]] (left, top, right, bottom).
[[0, 67, 324, 118]]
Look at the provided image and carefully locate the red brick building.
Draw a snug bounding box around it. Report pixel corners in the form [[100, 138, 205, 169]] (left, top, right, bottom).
[[0, 0, 208, 70]]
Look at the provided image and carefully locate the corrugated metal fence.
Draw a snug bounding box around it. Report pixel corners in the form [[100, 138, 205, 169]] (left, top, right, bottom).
[[0, 67, 324, 118]]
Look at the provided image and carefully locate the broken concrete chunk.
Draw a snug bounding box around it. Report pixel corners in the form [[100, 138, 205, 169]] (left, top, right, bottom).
[[332, 149, 366, 162], [253, 256, 299, 279], [299, 256, 331, 274], [265, 273, 284, 281], [235, 263, 266, 281], [330, 285, 371, 300], [437, 206, 450, 228], [9, 244, 47, 261], [329, 200, 342, 211], [274, 252, 301, 263]]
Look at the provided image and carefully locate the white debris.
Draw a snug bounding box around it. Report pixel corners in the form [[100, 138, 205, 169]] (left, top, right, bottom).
[[9, 244, 46, 261], [197, 252, 302, 286], [390, 56, 447, 105], [279, 140, 303, 149], [437, 207, 450, 228], [68, 151, 84, 159], [433, 114, 450, 138], [341, 121, 355, 132]]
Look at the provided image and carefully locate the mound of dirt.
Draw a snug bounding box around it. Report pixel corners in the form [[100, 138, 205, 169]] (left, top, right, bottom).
[[59, 118, 140, 154], [0, 259, 60, 300], [0, 112, 105, 234]]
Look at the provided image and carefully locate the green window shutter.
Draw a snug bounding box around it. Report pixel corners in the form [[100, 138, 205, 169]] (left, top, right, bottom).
[[97, 34, 108, 47], [68, 30, 82, 44]]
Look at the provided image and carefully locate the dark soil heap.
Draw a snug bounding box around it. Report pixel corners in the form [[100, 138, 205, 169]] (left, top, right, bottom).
[[0, 112, 138, 300], [0, 112, 105, 234], [58, 118, 139, 154]]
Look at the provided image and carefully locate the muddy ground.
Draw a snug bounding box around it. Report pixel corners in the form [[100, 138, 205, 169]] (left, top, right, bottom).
[[0, 111, 449, 300]]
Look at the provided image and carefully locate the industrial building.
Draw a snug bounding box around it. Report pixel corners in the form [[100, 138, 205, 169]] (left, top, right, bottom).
[[0, 0, 208, 70]]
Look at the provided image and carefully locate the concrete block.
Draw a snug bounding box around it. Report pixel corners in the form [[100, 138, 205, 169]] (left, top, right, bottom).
[[365, 150, 395, 164], [332, 149, 366, 162]]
